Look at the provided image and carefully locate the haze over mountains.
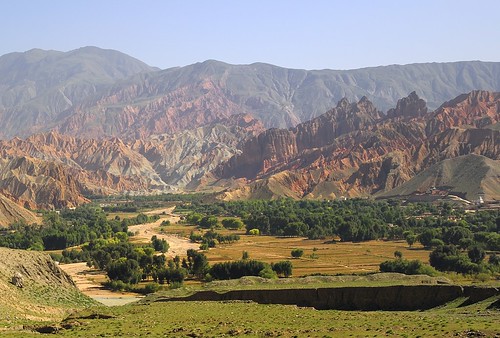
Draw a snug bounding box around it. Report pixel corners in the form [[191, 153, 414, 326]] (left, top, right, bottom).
[[1, 47, 500, 139], [0, 46, 499, 221]]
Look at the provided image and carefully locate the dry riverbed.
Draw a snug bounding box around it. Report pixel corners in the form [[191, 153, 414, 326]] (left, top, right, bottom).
[[59, 262, 142, 306], [60, 207, 197, 306]]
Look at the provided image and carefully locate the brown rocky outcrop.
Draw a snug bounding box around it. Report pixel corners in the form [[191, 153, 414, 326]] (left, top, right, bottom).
[[129, 114, 264, 187], [386, 91, 428, 120], [425, 90, 500, 135], [0, 192, 39, 226], [218, 96, 382, 180], [1, 90, 499, 209], [0, 155, 146, 209]]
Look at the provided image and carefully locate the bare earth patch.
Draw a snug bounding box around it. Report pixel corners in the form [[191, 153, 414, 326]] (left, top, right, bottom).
[[59, 263, 142, 306]]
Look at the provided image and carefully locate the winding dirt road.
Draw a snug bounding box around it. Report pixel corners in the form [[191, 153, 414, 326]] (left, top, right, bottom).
[[128, 207, 198, 256], [60, 206, 197, 305]]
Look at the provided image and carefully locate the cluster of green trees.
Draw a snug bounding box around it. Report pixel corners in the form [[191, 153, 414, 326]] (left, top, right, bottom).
[[177, 199, 499, 245], [56, 235, 186, 291], [400, 217, 499, 275], [189, 230, 240, 249], [92, 243, 294, 288], [403, 223, 499, 251], [101, 204, 138, 213], [209, 259, 293, 280], [180, 198, 500, 277], [181, 249, 210, 278], [95, 192, 213, 212], [0, 205, 128, 250], [428, 244, 499, 274], [151, 235, 169, 253], [119, 213, 160, 227], [381, 242, 499, 277], [291, 249, 304, 258], [0, 205, 161, 251], [379, 252, 438, 276]]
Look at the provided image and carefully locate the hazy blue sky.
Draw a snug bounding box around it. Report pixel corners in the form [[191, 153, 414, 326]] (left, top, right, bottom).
[[2, 0, 499, 70]]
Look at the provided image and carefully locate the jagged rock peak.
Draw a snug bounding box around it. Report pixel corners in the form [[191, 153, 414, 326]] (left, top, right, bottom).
[[386, 91, 428, 119], [441, 90, 500, 108], [359, 96, 370, 103], [425, 90, 500, 135], [220, 113, 265, 131], [336, 97, 351, 110], [356, 96, 377, 113], [331, 96, 379, 118]]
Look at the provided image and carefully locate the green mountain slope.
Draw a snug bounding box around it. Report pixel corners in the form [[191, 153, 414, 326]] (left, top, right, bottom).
[[0, 247, 95, 329]]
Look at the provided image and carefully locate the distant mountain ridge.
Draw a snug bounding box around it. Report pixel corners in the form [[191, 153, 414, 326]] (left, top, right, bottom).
[[0, 90, 497, 218], [0, 47, 156, 139], [1, 47, 500, 139]]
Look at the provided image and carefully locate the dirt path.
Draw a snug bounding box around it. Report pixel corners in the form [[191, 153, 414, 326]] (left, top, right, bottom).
[[61, 206, 198, 305], [128, 206, 198, 257]]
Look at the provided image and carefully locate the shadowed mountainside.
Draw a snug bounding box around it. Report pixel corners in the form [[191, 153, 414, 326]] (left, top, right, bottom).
[[49, 60, 500, 139], [0, 192, 39, 226]]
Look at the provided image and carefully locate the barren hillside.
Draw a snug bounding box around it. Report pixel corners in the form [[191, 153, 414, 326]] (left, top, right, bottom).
[[0, 247, 95, 329]]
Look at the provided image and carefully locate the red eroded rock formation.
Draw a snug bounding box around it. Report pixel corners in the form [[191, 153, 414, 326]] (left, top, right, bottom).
[[215, 91, 500, 200]]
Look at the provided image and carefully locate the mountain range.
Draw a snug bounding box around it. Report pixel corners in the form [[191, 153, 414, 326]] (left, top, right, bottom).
[[0, 47, 499, 223], [215, 90, 499, 201], [1, 47, 500, 139]]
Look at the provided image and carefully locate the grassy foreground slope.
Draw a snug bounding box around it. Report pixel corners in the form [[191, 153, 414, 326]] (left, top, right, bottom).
[[7, 295, 498, 337], [0, 248, 96, 332]]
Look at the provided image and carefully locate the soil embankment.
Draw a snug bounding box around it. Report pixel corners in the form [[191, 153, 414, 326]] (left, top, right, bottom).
[[158, 285, 499, 311]]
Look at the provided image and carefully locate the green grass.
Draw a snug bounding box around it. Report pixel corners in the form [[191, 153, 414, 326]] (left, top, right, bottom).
[[3, 296, 498, 337]]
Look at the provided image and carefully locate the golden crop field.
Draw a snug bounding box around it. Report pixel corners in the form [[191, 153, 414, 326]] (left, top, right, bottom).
[[203, 231, 432, 276], [157, 221, 433, 277]]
